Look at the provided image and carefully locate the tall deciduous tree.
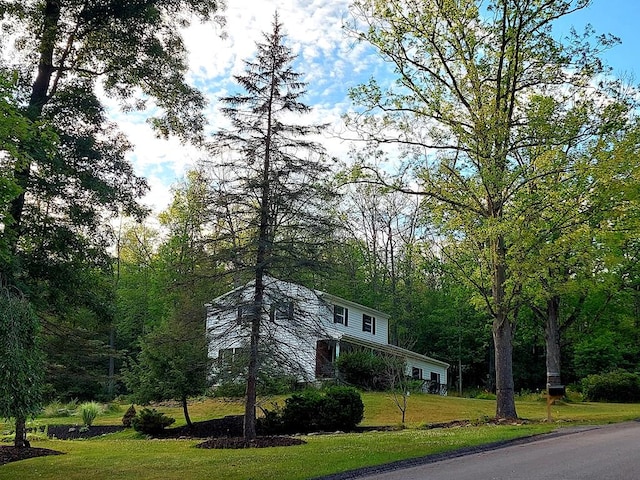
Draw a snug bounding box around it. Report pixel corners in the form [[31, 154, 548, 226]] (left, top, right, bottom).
[[517, 110, 640, 390], [0, 0, 224, 296], [0, 71, 56, 271], [348, 0, 620, 418], [0, 0, 224, 400], [211, 13, 336, 439]]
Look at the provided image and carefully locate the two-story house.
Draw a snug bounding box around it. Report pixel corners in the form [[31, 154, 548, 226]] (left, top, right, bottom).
[[206, 276, 449, 393]]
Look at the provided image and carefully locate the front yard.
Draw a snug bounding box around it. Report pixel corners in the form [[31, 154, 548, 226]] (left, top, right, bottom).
[[1, 392, 639, 480]]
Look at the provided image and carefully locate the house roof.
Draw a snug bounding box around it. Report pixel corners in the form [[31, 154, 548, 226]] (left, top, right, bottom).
[[205, 276, 319, 309], [206, 277, 388, 320], [316, 291, 390, 320], [337, 334, 450, 369]]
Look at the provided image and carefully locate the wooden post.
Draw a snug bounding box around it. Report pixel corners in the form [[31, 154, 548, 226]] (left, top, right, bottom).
[[545, 382, 566, 422], [546, 394, 554, 422]]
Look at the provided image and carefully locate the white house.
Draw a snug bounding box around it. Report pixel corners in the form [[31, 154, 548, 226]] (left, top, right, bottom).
[[205, 276, 449, 394]]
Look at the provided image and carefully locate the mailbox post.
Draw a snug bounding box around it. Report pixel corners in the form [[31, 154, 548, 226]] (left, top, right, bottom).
[[546, 382, 565, 422]]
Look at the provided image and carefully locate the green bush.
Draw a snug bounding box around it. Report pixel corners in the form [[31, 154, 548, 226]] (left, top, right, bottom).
[[335, 350, 386, 390], [581, 370, 640, 403], [260, 387, 364, 434], [257, 403, 286, 434], [104, 402, 122, 414], [131, 408, 175, 434], [79, 401, 102, 427], [320, 386, 364, 431], [282, 389, 324, 432], [41, 399, 77, 418]]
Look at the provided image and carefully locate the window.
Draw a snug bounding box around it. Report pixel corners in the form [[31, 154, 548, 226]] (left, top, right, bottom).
[[412, 367, 423, 380], [333, 305, 348, 326], [362, 314, 375, 334], [236, 305, 251, 323], [270, 301, 294, 322], [430, 372, 441, 384]]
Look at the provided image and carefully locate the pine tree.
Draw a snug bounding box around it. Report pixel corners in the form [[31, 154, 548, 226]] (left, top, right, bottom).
[[211, 12, 337, 439]]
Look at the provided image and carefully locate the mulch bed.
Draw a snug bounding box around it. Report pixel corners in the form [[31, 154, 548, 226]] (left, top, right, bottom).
[[47, 425, 127, 440], [0, 446, 64, 466]]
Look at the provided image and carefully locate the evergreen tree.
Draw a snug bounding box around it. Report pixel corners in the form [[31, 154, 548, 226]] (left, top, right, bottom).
[[210, 13, 337, 439]]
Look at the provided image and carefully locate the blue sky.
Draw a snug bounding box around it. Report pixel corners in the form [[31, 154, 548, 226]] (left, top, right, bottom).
[[113, 0, 640, 213], [555, 0, 640, 78]]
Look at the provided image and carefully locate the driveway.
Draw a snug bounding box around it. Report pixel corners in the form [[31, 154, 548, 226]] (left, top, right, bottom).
[[318, 421, 640, 480]]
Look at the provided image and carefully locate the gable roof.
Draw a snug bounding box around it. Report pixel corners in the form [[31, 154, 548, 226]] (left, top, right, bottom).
[[206, 276, 385, 319], [315, 291, 390, 320], [205, 276, 320, 309]]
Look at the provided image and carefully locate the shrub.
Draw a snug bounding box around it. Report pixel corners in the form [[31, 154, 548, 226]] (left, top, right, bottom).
[[79, 401, 102, 427], [320, 386, 364, 431], [581, 370, 640, 403], [122, 404, 137, 427], [335, 350, 386, 390], [261, 387, 364, 434], [104, 402, 122, 414], [282, 389, 324, 432], [41, 400, 73, 418], [131, 408, 175, 435], [257, 403, 286, 435]]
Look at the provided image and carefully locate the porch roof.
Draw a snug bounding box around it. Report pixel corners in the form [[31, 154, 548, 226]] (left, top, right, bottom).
[[332, 333, 450, 369]]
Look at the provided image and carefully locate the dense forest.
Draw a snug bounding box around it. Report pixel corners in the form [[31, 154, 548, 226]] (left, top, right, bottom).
[[2, 0, 640, 442]]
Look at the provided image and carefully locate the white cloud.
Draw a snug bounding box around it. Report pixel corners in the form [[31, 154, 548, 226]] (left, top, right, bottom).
[[107, 0, 385, 214]]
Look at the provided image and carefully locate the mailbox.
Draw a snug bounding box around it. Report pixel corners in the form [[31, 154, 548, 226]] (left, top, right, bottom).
[[547, 385, 565, 397]]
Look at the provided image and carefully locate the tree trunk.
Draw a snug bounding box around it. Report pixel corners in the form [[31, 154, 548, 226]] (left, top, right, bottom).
[[491, 235, 517, 419], [14, 416, 27, 448], [108, 327, 115, 399], [242, 53, 276, 441], [243, 290, 261, 440], [545, 295, 562, 388], [8, 0, 60, 246], [182, 396, 192, 428], [493, 315, 517, 418]]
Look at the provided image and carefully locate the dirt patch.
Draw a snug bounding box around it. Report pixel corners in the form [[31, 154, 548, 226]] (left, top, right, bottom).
[[196, 436, 306, 449], [0, 446, 64, 466], [46, 415, 245, 440]]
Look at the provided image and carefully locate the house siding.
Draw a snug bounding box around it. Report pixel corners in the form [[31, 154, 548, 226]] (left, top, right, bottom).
[[320, 294, 390, 346], [328, 304, 389, 345]]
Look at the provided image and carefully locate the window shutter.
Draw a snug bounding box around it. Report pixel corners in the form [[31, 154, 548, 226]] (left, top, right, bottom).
[[344, 308, 349, 326]]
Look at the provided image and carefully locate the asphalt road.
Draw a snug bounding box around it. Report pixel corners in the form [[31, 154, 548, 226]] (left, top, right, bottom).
[[353, 421, 640, 480], [316, 421, 640, 480]]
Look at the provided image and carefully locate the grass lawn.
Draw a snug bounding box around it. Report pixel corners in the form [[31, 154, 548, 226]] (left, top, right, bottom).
[[1, 393, 638, 480]]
